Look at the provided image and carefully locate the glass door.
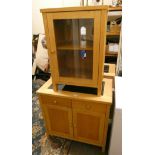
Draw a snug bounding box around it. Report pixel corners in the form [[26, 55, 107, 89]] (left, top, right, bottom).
[[47, 11, 101, 87]]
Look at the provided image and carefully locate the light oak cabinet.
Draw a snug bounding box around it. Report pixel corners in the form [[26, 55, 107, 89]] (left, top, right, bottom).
[[40, 6, 108, 95], [37, 78, 112, 151]]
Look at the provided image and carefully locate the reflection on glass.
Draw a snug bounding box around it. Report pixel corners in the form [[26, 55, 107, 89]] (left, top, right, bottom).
[[54, 19, 94, 79]]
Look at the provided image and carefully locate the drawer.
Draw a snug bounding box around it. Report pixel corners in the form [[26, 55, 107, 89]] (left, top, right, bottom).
[[41, 95, 71, 108], [72, 100, 107, 113]]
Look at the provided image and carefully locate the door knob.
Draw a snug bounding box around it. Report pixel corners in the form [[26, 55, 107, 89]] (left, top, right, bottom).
[[51, 49, 55, 53], [85, 104, 91, 110]]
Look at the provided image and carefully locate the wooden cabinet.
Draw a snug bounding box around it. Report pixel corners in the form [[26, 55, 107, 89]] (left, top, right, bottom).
[[40, 6, 108, 95], [37, 78, 112, 151]]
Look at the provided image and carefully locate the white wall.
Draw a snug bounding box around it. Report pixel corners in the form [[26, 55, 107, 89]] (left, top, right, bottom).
[[32, 0, 111, 34], [32, 0, 80, 34], [109, 77, 122, 155]]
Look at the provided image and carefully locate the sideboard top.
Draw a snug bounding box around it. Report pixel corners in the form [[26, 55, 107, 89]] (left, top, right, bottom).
[[37, 78, 113, 104], [40, 6, 109, 13]]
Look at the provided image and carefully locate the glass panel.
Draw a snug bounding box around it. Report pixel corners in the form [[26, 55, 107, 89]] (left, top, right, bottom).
[[53, 19, 94, 79]]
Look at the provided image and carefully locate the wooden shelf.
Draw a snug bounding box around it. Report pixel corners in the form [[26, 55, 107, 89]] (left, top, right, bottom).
[[106, 31, 120, 36], [108, 6, 122, 11], [108, 6, 122, 21], [106, 52, 118, 56], [57, 42, 93, 51]]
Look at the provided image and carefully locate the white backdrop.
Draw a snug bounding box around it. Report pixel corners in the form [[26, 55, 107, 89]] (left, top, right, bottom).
[[32, 0, 112, 34]]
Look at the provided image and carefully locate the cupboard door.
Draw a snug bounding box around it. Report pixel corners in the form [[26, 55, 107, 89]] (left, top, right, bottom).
[[46, 11, 101, 87], [43, 104, 73, 139], [72, 109, 106, 146]]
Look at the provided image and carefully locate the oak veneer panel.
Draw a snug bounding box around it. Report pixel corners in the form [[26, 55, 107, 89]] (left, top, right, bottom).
[[72, 100, 107, 113], [41, 95, 71, 107], [37, 78, 113, 104], [44, 104, 73, 138], [48, 108, 69, 133], [40, 6, 108, 13], [73, 109, 106, 146], [48, 109, 69, 133], [97, 9, 107, 95], [76, 113, 100, 140]]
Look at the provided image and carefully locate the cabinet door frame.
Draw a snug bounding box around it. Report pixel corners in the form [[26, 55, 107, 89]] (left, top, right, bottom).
[[43, 104, 73, 139], [72, 109, 106, 146], [46, 11, 101, 87]]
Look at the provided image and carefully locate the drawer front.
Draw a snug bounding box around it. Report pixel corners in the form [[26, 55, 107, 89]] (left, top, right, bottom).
[[41, 95, 71, 108], [72, 100, 107, 113]]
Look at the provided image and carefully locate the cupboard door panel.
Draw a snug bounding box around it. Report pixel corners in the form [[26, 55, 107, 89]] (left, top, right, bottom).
[[46, 11, 101, 87], [44, 104, 73, 138], [73, 109, 106, 146]]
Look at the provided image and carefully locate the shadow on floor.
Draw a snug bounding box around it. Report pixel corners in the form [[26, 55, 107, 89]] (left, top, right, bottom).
[[68, 141, 106, 155]]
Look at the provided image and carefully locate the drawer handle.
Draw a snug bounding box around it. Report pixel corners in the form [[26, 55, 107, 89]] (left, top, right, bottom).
[[85, 104, 91, 110], [53, 100, 57, 103]]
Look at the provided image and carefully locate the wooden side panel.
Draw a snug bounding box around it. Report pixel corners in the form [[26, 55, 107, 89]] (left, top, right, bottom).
[[38, 94, 50, 136], [93, 11, 101, 84], [42, 13, 58, 90], [102, 104, 111, 151], [97, 10, 108, 95], [46, 13, 59, 83]]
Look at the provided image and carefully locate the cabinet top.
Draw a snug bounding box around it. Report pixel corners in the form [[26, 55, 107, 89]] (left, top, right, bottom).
[[37, 78, 113, 104], [40, 6, 109, 13]]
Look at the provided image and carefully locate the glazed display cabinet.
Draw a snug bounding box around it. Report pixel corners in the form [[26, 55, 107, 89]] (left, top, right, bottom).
[[41, 6, 108, 95]]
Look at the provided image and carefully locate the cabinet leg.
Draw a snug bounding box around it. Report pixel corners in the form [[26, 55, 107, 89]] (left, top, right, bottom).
[[97, 87, 102, 96], [102, 145, 105, 152], [53, 83, 58, 92]]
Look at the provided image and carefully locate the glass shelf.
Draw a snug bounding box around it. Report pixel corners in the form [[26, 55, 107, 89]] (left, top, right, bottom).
[[57, 50, 93, 79]]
